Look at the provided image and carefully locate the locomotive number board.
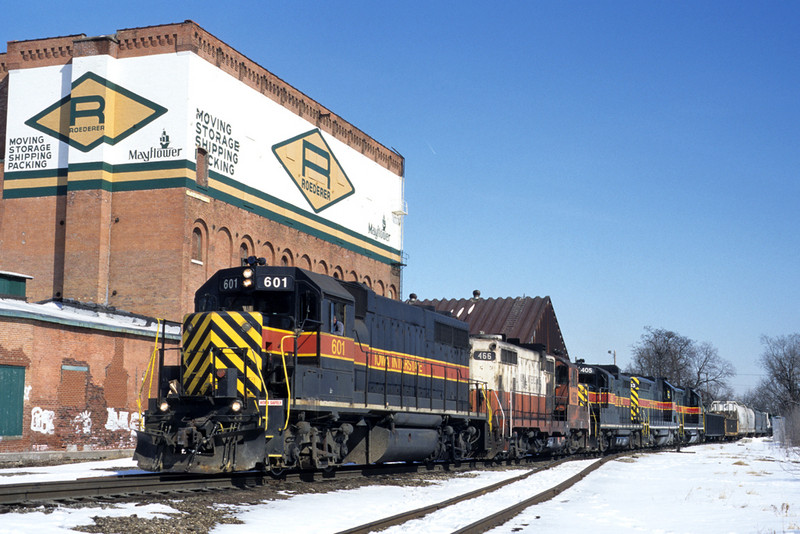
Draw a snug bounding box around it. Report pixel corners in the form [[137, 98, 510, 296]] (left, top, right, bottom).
[[258, 275, 294, 291], [218, 275, 294, 292]]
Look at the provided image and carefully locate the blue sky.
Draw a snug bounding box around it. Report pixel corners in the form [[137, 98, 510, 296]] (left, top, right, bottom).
[[3, 2, 798, 394]]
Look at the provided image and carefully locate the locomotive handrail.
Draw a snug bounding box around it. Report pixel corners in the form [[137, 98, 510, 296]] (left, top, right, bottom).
[[251, 348, 269, 430], [492, 390, 507, 438], [136, 318, 162, 430], [279, 334, 295, 431]]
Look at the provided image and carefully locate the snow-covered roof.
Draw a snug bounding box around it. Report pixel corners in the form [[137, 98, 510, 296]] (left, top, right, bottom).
[[0, 271, 34, 280], [0, 298, 181, 340]]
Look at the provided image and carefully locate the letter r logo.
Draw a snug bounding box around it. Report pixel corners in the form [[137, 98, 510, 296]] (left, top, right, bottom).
[[302, 139, 331, 188], [70, 95, 106, 125]]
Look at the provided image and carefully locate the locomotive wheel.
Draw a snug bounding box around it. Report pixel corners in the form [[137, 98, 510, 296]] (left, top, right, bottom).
[[566, 432, 582, 455], [599, 433, 610, 453]]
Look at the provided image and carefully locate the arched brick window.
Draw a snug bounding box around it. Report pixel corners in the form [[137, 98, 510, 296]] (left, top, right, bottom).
[[280, 248, 294, 267], [192, 228, 204, 263]]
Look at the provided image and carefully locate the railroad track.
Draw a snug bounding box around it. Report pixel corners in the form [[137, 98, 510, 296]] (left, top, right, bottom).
[[0, 457, 527, 507], [0, 470, 268, 506], [336, 453, 625, 534]]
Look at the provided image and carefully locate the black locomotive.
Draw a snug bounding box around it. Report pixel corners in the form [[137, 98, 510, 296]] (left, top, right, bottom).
[[135, 260, 491, 473]]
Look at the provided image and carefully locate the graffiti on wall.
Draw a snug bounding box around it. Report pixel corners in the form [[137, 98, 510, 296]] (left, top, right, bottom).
[[105, 407, 140, 437], [30, 407, 55, 434], [72, 411, 93, 434]]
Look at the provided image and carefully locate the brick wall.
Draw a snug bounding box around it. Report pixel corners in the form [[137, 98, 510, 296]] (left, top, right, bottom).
[[0, 195, 65, 300], [0, 315, 178, 453], [0, 22, 404, 321]]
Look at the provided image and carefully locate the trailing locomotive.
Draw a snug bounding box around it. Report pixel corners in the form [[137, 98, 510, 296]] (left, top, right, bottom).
[[577, 363, 704, 450], [469, 335, 588, 457], [134, 261, 768, 473]]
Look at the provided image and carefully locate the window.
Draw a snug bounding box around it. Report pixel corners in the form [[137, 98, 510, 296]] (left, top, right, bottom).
[[329, 301, 346, 334], [196, 148, 209, 187], [298, 289, 320, 330], [192, 228, 204, 263], [240, 243, 249, 262]]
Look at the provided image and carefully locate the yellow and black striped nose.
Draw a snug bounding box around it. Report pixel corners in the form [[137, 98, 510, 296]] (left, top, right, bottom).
[[630, 377, 640, 421], [181, 312, 265, 398], [578, 384, 588, 407]]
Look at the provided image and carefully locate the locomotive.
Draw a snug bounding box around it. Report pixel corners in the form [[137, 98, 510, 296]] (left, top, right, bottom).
[[135, 260, 491, 473], [134, 261, 765, 474]]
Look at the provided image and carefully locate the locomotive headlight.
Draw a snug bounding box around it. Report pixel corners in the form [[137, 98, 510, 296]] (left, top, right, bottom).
[[243, 268, 253, 279], [159, 401, 170, 412], [243, 278, 254, 288], [231, 400, 243, 412]]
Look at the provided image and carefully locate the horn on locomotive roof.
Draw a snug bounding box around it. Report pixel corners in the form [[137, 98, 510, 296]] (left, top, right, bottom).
[[241, 256, 267, 267]]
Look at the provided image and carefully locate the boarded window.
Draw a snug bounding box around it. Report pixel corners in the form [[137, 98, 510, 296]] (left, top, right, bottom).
[[196, 148, 209, 187], [192, 228, 204, 263], [0, 365, 25, 436], [58, 365, 88, 407]]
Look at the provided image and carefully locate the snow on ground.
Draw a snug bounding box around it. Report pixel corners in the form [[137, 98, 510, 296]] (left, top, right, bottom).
[[212, 459, 595, 534], [0, 457, 144, 485], [0, 438, 796, 534], [0, 503, 180, 534], [488, 438, 800, 534]]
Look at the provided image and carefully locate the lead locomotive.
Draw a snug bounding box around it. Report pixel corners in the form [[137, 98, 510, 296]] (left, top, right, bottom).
[[135, 259, 491, 473]]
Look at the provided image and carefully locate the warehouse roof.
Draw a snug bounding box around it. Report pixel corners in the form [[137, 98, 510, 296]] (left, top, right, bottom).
[[0, 298, 181, 340], [416, 294, 569, 358]]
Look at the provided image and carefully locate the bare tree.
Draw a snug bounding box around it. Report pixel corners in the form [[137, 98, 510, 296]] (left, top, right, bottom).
[[688, 341, 736, 401], [627, 327, 735, 403], [742, 379, 782, 415], [758, 333, 800, 414], [628, 327, 695, 385]]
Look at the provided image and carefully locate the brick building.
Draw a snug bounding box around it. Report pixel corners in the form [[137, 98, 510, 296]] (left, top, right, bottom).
[[0, 22, 405, 453], [0, 21, 406, 323], [0, 275, 181, 453]]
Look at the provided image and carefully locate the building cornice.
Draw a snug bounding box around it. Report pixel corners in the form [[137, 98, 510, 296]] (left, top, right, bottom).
[[3, 21, 403, 175]]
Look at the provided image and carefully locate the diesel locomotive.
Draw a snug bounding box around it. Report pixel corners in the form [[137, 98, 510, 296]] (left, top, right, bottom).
[[135, 260, 492, 473], [134, 261, 764, 474]]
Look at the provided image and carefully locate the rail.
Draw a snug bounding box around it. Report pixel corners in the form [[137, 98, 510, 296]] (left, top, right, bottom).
[[336, 454, 625, 534]]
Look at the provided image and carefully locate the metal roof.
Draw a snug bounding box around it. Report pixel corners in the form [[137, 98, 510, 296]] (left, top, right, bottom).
[[416, 295, 569, 358]]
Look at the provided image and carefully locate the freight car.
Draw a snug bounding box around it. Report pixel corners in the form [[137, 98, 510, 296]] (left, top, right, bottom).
[[709, 400, 751, 437], [703, 412, 738, 441]]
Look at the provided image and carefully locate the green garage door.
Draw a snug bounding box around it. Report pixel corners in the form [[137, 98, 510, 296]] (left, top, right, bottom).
[[0, 365, 25, 436]]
